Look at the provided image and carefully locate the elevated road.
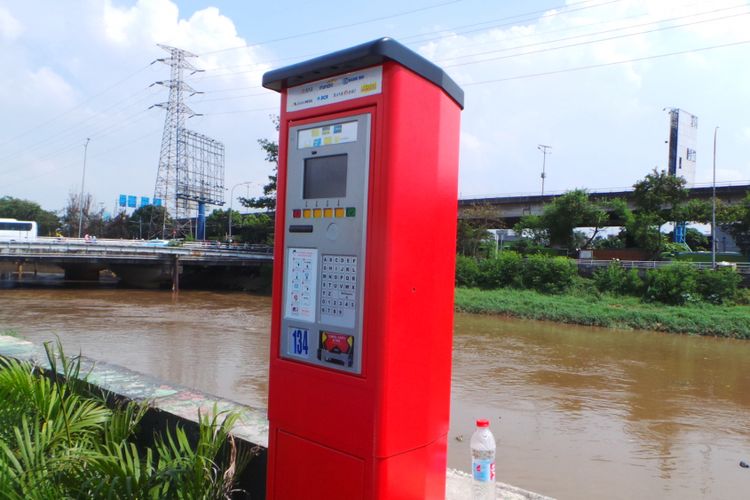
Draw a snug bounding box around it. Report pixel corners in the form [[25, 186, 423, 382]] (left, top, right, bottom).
[[0, 237, 273, 288], [459, 181, 750, 225]]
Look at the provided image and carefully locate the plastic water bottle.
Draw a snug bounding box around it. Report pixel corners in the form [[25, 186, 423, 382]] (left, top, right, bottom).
[[471, 419, 496, 499]]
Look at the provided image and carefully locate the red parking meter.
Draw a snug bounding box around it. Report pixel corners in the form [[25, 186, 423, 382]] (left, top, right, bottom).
[[263, 38, 463, 499]]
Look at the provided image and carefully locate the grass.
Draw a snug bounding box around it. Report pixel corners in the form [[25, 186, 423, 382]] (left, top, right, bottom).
[[455, 287, 750, 339]]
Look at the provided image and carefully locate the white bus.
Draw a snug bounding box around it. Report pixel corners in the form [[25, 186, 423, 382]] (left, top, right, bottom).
[[0, 219, 38, 242]]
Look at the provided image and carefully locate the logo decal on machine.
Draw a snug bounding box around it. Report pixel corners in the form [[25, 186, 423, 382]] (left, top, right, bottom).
[[287, 66, 382, 112]]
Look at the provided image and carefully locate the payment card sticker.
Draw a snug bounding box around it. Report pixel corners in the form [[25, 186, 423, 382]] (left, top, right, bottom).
[[284, 247, 318, 322], [298, 121, 358, 149], [287, 327, 310, 359]]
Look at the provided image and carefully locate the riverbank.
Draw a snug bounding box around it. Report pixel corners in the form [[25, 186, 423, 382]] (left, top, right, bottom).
[[454, 287, 750, 338]]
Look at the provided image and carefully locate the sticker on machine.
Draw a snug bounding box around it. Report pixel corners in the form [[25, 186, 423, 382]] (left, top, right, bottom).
[[284, 248, 318, 322], [317, 331, 354, 368], [297, 121, 358, 149], [287, 66, 382, 112]]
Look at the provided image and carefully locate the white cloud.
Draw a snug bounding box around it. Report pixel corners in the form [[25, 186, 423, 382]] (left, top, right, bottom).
[[26, 66, 76, 106], [102, 0, 180, 47], [0, 6, 23, 41]]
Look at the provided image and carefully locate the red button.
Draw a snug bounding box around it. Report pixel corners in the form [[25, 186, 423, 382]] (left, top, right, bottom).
[[292, 209, 301, 218]]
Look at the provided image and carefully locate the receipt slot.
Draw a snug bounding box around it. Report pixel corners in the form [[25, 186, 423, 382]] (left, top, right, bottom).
[[262, 38, 463, 499]]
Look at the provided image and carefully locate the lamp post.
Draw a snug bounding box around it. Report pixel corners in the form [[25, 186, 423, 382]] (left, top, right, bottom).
[[712, 126, 718, 269], [537, 144, 552, 196], [78, 138, 91, 238], [228, 181, 255, 242]]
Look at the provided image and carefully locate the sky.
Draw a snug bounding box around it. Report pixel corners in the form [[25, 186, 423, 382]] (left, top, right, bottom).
[[0, 0, 749, 214]]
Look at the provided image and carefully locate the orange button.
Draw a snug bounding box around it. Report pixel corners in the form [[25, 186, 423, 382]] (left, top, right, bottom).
[[323, 208, 333, 218], [313, 208, 322, 218], [334, 208, 345, 218], [303, 209, 312, 218]]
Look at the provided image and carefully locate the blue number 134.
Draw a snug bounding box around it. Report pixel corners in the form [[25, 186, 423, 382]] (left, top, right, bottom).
[[292, 329, 309, 356]]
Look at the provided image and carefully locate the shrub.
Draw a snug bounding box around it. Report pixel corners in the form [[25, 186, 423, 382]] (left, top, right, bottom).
[[593, 261, 644, 296], [0, 341, 253, 498], [645, 263, 699, 305], [477, 251, 522, 289], [696, 267, 742, 304], [520, 254, 577, 294], [455, 255, 480, 287]]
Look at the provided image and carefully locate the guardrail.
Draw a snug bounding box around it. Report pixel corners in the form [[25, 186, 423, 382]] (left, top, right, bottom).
[[0, 238, 272, 261], [577, 259, 750, 274]]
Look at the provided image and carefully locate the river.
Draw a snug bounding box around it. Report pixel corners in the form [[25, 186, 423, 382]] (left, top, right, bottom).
[[1, 286, 749, 499]]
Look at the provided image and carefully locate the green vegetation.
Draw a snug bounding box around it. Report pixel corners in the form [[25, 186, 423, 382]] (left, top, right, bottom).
[[455, 251, 748, 337], [458, 251, 744, 304], [455, 287, 750, 339], [0, 341, 251, 498], [0, 197, 59, 236]]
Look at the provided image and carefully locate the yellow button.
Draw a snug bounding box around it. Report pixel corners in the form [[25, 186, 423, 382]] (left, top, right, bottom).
[[303, 209, 312, 218], [323, 208, 333, 218], [313, 208, 322, 218], [334, 208, 345, 218]]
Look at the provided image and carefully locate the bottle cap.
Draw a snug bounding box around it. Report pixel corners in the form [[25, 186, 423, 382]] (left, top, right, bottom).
[[476, 419, 490, 428]]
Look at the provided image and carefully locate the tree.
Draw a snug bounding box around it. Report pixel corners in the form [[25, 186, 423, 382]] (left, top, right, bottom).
[[241, 116, 279, 211], [627, 169, 689, 254], [130, 205, 169, 239], [632, 168, 688, 214], [457, 203, 501, 257], [515, 189, 609, 252], [61, 191, 98, 237], [102, 211, 131, 239], [0, 196, 59, 236], [723, 192, 750, 256]]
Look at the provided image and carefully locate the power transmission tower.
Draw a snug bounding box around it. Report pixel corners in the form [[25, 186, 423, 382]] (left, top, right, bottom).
[[150, 44, 204, 238]]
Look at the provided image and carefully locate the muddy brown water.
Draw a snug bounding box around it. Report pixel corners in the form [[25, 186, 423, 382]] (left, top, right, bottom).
[[1, 286, 749, 499]]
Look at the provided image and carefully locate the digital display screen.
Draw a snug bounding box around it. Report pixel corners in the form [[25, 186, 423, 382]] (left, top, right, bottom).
[[303, 154, 347, 199]]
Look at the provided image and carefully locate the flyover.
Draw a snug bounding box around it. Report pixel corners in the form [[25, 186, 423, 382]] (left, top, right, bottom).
[[458, 181, 750, 226], [0, 238, 273, 289]]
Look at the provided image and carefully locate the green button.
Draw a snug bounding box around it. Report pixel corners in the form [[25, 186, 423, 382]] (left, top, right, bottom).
[[346, 207, 356, 217]]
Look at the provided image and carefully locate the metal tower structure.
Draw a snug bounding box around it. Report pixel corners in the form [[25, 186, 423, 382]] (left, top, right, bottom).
[[150, 44, 225, 239]]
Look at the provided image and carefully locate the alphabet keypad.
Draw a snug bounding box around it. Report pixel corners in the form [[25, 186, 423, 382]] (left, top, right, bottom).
[[320, 254, 357, 327]]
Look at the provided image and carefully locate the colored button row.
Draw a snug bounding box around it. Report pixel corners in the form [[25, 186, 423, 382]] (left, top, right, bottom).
[[292, 207, 356, 219]]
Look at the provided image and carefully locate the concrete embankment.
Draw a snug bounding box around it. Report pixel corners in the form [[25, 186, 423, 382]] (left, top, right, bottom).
[[0, 335, 554, 499]]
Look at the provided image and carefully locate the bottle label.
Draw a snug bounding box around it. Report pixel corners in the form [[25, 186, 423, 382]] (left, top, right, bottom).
[[472, 458, 496, 482]]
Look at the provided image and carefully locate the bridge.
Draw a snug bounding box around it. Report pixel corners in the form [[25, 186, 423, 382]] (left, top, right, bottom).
[[458, 181, 750, 225], [0, 238, 273, 289]]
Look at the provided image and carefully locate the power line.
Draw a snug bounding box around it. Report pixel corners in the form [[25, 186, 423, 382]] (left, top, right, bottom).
[[401, 0, 624, 44], [0, 86, 160, 164], [436, 2, 749, 65], [443, 7, 750, 68], [461, 38, 750, 87], [198, 0, 465, 56], [1, 127, 162, 191], [189, 0, 626, 80], [0, 64, 154, 149]]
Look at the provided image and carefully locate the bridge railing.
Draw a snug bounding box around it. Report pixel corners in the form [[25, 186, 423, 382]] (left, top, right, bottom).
[[1, 238, 272, 260]]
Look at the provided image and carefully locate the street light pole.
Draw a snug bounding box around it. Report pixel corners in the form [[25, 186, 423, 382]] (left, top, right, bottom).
[[228, 181, 255, 241], [712, 126, 718, 269], [537, 144, 551, 196], [78, 138, 90, 238]]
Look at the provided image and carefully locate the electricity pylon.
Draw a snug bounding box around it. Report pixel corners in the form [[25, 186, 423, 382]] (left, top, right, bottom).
[[150, 44, 203, 238]]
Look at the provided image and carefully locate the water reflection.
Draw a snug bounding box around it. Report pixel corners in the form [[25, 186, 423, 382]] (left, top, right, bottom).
[[1, 290, 749, 499], [449, 313, 750, 499]]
